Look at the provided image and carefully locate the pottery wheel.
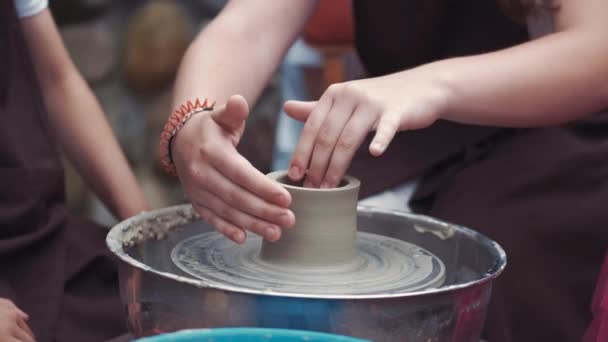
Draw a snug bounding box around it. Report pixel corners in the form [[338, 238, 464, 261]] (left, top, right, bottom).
[[171, 231, 446, 295]]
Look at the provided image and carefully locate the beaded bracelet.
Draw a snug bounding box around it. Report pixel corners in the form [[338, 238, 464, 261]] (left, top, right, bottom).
[[159, 98, 215, 176]]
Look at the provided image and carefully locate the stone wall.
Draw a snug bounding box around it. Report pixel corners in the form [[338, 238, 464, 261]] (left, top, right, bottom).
[[53, 0, 280, 226]]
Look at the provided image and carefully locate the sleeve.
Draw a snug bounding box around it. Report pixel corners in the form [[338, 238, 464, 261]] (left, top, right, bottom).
[[14, 0, 48, 18]]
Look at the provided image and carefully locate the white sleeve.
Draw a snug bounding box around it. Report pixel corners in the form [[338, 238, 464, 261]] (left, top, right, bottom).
[[14, 0, 48, 18]]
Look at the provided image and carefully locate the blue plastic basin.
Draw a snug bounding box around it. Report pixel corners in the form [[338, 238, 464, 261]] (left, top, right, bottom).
[[135, 328, 370, 342]]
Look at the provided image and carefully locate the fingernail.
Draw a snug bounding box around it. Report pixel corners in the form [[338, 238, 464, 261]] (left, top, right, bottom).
[[279, 211, 294, 227], [288, 166, 301, 179], [275, 192, 289, 206], [231, 232, 244, 244], [265, 227, 278, 240], [320, 181, 330, 189], [303, 180, 314, 188], [372, 142, 385, 154]]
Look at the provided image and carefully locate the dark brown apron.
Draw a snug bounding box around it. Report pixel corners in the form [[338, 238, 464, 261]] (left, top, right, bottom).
[[350, 0, 608, 341], [0, 2, 125, 341], [349, 0, 529, 198]]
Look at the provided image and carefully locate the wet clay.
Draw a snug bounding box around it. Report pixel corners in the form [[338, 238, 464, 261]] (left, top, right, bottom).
[[171, 231, 445, 295], [169, 171, 446, 295], [259, 171, 360, 271]]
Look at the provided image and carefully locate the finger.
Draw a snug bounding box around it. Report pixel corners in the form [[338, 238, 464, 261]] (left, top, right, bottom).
[[323, 105, 379, 187], [305, 99, 355, 188], [17, 309, 28, 320], [17, 319, 34, 340], [284, 100, 317, 122], [209, 148, 292, 208], [193, 189, 282, 242], [192, 203, 246, 244], [13, 325, 34, 342], [211, 95, 249, 132], [370, 111, 401, 156], [287, 92, 333, 182], [198, 166, 295, 229], [0, 299, 28, 320]]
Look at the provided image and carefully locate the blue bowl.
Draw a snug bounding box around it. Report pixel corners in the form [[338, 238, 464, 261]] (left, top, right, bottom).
[[135, 328, 370, 342]]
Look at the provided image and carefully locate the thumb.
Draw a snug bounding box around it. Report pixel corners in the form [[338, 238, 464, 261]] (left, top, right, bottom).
[[212, 95, 250, 131], [284, 100, 317, 122]]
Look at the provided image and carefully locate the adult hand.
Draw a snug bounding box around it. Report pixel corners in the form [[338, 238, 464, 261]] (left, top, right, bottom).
[[0, 298, 35, 342], [172, 95, 295, 244], [285, 68, 449, 188]]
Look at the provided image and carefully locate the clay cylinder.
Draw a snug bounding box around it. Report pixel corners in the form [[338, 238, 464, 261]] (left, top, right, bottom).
[[259, 170, 360, 271]]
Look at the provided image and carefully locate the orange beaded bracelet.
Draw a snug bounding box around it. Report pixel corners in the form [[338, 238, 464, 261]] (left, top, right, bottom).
[[159, 98, 215, 176]]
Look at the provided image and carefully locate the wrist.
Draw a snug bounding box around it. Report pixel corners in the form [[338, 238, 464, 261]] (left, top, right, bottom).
[[169, 110, 205, 166], [422, 59, 458, 121], [159, 98, 215, 176]]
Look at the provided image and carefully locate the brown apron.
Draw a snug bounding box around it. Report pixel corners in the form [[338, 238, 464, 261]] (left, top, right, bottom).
[[0, 2, 125, 341], [350, 0, 608, 341]]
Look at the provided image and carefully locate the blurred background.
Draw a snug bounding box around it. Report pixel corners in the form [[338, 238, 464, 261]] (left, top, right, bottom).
[[53, 0, 362, 227], [53, 0, 280, 225]]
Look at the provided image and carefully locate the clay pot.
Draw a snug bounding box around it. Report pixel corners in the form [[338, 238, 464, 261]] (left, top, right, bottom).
[[259, 170, 360, 271]]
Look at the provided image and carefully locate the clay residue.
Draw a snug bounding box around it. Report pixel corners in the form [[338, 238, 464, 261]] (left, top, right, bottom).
[[121, 206, 199, 247], [414, 224, 455, 240]]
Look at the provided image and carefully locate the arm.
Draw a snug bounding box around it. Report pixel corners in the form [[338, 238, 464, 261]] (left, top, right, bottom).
[[173, 0, 317, 109], [440, 0, 608, 126], [20, 10, 148, 220], [170, 0, 317, 243], [285, 0, 608, 188]]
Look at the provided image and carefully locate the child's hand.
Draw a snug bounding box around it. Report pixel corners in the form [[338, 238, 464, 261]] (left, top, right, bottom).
[[0, 298, 35, 342], [285, 67, 449, 188]]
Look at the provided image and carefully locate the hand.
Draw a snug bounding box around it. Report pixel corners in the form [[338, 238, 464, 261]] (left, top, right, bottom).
[[0, 298, 35, 342], [285, 68, 449, 188], [171, 95, 295, 243]]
